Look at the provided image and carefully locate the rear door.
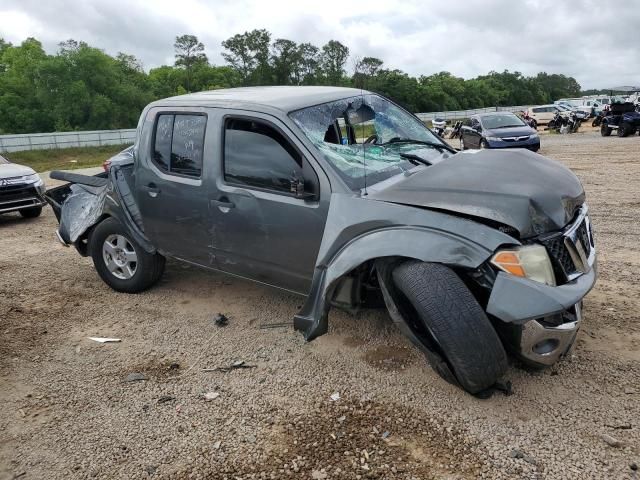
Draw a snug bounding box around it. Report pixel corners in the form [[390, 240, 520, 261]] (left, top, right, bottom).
[[209, 112, 331, 295], [135, 107, 215, 266]]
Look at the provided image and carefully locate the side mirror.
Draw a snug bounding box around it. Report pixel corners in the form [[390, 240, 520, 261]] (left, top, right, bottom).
[[290, 175, 316, 201], [473, 125, 482, 132]]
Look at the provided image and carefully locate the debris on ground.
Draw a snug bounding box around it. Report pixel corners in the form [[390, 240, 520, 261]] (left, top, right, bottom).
[[203, 392, 220, 401], [157, 395, 175, 404], [330, 392, 340, 401], [123, 372, 148, 382], [601, 433, 623, 448], [203, 360, 256, 373], [167, 363, 180, 371], [213, 440, 222, 450], [213, 313, 229, 327], [259, 321, 293, 329], [88, 337, 121, 343]]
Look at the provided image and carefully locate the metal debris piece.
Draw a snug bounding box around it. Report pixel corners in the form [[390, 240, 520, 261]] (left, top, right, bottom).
[[123, 372, 148, 382], [213, 313, 229, 327], [330, 392, 340, 401], [88, 337, 121, 343], [259, 321, 293, 329], [213, 440, 222, 450], [381, 431, 390, 439], [203, 360, 257, 373]]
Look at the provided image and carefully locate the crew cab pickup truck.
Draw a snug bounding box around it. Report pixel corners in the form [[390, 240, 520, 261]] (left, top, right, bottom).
[[46, 87, 597, 395]]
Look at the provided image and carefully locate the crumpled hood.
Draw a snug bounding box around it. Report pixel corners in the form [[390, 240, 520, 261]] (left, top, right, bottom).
[[368, 149, 585, 238], [0, 162, 36, 179]]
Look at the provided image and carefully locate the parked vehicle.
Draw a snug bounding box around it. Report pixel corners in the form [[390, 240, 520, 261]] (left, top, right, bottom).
[[600, 102, 640, 137], [448, 120, 463, 139], [525, 105, 559, 125], [548, 111, 580, 134], [0, 154, 46, 218], [459, 112, 539, 151], [46, 87, 597, 395], [431, 117, 447, 138]]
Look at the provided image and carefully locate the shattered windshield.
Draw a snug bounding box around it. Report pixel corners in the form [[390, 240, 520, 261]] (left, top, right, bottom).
[[289, 94, 445, 190]]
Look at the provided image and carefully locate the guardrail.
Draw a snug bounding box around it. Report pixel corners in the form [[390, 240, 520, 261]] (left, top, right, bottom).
[[416, 106, 530, 122], [0, 129, 136, 153], [0, 105, 533, 153]]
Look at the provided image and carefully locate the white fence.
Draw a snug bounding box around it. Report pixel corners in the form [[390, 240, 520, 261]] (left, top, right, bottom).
[[0, 105, 532, 153], [416, 105, 530, 122], [0, 129, 136, 153]]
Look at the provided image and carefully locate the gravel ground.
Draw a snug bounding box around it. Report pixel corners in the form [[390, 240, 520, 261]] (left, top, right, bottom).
[[1, 128, 639, 480]]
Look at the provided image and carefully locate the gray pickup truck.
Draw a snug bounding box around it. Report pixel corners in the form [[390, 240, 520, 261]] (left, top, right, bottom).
[[46, 86, 597, 395]]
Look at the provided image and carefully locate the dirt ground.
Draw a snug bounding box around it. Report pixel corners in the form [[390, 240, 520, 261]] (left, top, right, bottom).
[[1, 128, 639, 480]]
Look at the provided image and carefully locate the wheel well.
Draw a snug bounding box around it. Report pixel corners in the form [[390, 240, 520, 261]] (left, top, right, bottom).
[[76, 214, 111, 257]]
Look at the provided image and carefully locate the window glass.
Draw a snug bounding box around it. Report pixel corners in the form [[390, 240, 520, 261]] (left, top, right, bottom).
[[152, 114, 206, 177], [153, 114, 173, 171], [171, 115, 206, 177], [224, 118, 303, 194]]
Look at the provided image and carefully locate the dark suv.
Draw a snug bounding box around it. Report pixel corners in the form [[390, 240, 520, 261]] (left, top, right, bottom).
[[46, 87, 596, 395]]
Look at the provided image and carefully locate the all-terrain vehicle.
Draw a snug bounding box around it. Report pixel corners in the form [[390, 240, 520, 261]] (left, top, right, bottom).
[[601, 102, 640, 137], [45, 87, 597, 396]]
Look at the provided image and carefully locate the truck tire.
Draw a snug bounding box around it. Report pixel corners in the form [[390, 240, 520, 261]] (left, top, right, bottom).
[[89, 217, 165, 293], [392, 261, 508, 394], [601, 124, 612, 136], [617, 122, 630, 137], [19, 206, 42, 218]]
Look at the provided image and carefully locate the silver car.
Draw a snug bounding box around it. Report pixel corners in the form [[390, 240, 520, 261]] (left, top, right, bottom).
[[0, 154, 46, 218]]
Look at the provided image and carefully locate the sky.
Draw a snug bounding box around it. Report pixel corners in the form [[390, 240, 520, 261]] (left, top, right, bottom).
[[1, 0, 639, 90]]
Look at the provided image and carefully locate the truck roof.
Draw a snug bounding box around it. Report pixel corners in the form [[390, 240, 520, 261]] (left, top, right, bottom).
[[153, 86, 370, 113]]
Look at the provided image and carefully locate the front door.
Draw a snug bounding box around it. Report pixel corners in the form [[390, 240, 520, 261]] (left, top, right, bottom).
[[210, 113, 330, 295], [136, 108, 214, 266]]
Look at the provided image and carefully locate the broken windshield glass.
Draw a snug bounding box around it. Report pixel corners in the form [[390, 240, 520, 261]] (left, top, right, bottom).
[[289, 94, 444, 190]]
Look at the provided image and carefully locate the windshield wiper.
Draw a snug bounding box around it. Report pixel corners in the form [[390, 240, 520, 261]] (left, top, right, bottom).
[[399, 153, 431, 166], [383, 137, 455, 153]]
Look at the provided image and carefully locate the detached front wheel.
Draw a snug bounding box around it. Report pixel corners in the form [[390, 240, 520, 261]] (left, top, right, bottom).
[[90, 217, 165, 293], [392, 261, 508, 394]]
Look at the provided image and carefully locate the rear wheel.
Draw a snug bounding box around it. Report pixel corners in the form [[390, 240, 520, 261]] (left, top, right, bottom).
[[392, 261, 508, 394], [601, 124, 612, 136], [618, 122, 630, 137], [19, 206, 42, 218], [89, 217, 165, 293]]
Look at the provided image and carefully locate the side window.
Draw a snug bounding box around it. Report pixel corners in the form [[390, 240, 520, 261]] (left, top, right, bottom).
[[532, 108, 541, 113], [224, 118, 303, 194], [470, 118, 480, 129], [152, 113, 206, 177]]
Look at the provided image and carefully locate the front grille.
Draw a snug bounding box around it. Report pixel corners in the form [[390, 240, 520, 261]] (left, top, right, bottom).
[[542, 211, 594, 282], [0, 184, 37, 204], [544, 236, 575, 276]]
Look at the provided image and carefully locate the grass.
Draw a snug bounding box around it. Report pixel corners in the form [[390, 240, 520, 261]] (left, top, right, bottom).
[[4, 144, 132, 173]]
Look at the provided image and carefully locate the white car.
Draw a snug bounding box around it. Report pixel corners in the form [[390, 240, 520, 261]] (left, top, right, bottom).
[[0, 154, 46, 218]]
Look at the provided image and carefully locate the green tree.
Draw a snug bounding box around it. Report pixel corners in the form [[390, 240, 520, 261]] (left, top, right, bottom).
[[319, 40, 349, 85], [221, 29, 271, 85], [174, 34, 208, 91]]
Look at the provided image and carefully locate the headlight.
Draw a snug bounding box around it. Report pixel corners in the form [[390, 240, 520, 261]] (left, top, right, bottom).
[[24, 173, 42, 184], [491, 245, 556, 286], [485, 136, 502, 142], [530, 132, 539, 139]]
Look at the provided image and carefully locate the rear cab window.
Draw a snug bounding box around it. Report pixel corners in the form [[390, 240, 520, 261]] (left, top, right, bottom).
[[152, 113, 207, 178]]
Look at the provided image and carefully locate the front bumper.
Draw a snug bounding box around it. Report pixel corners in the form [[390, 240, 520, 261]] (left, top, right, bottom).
[[486, 138, 540, 151], [0, 182, 47, 214]]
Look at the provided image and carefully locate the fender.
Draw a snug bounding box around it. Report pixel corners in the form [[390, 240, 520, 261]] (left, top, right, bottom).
[[294, 194, 519, 340], [47, 166, 155, 255]]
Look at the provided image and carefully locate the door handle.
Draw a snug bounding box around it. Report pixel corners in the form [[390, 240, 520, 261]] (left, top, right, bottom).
[[144, 183, 160, 198], [210, 198, 235, 209]]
